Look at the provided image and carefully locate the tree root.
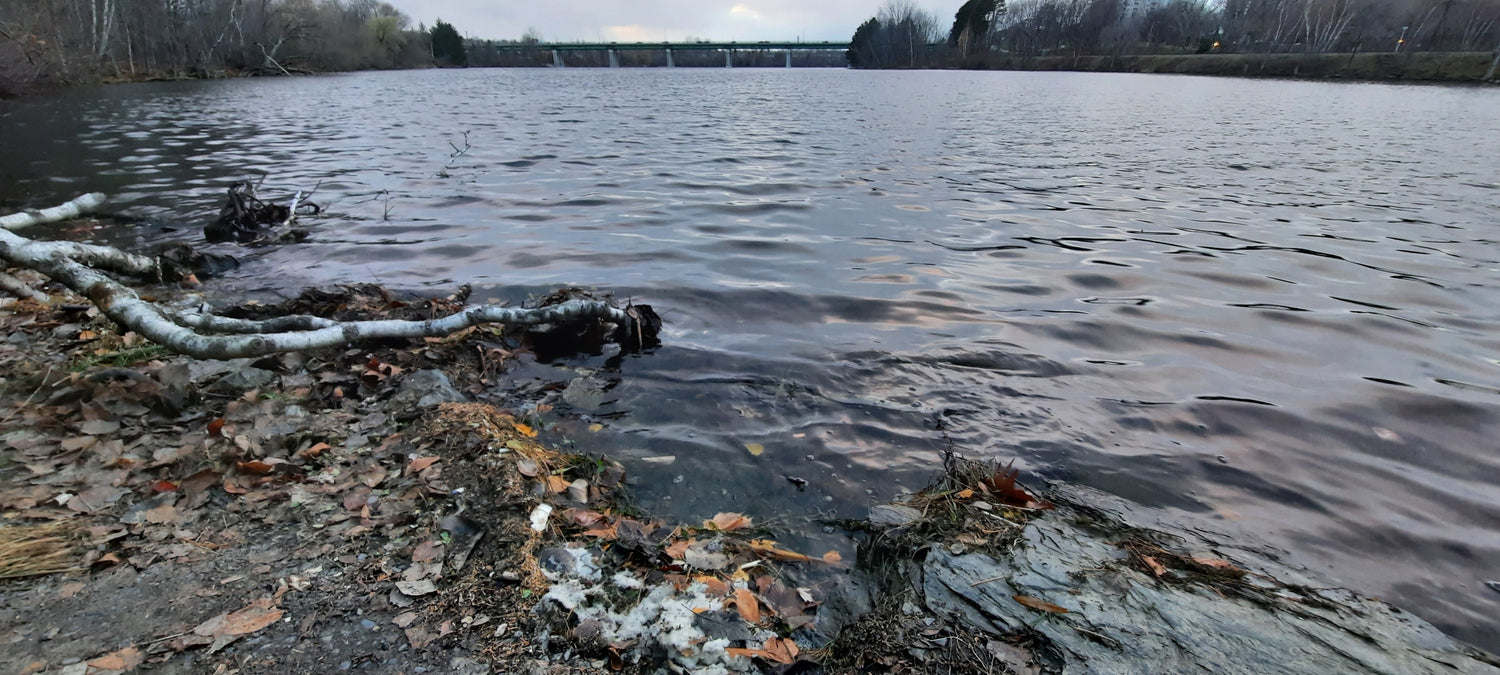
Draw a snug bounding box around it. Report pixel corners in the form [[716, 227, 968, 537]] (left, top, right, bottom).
[[1, 194, 661, 360]]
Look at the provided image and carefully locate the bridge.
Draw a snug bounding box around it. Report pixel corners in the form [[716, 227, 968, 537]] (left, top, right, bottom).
[[481, 41, 852, 68]]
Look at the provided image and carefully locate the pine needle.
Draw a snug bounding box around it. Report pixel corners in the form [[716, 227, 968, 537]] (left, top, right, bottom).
[[0, 521, 82, 580]]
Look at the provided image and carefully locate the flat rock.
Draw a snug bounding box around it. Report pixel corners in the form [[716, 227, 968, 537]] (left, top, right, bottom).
[[393, 370, 465, 408], [919, 516, 1500, 675]]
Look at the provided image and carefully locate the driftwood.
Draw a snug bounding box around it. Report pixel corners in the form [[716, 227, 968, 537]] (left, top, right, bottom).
[[1, 194, 660, 360], [204, 180, 319, 243]]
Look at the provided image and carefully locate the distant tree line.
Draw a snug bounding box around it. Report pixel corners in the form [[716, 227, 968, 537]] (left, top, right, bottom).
[[849, 0, 1500, 66], [0, 0, 470, 97]]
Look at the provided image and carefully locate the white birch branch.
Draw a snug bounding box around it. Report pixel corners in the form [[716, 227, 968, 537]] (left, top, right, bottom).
[[2, 194, 658, 360], [0, 272, 48, 302]]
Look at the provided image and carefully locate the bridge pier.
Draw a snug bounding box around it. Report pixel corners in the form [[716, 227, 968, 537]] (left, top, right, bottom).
[[609, 49, 619, 68], [552, 50, 563, 68], [725, 49, 733, 68], [786, 51, 792, 68]]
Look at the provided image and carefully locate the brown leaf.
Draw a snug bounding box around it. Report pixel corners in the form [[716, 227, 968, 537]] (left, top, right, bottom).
[[514, 422, 537, 438], [822, 550, 843, 563], [956, 488, 975, 499], [665, 539, 694, 560], [708, 512, 752, 532], [565, 509, 608, 527], [516, 458, 541, 477], [407, 456, 440, 474], [1013, 595, 1069, 614], [694, 575, 729, 597], [236, 460, 274, 475], [412, 541, 443, 563], [745, 539, 813, 563], [193, 598, 284, 637], [1191, 557, 1246, 577], [295, 442, 331, 460], [144, 503, 179, 525], [544, 475, 570, 493], [87, 645, 142, 671], [983, 460, 1054, 510], [207, 418, 226, 437], [1142, 555, 1168, 577], [151, 480, 178, 493], [763, 637, 799, 664], [731, 587, 762, 623]]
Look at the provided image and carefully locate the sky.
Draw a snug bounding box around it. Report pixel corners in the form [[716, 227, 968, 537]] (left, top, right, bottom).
[[385, 0, 959, 43]]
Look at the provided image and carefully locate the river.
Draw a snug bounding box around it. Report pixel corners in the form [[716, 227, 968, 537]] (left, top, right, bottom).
[[2, 68, 1498, 651]]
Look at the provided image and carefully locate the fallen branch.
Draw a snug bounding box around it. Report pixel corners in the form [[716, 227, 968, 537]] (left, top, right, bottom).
[[0, 272, 46, 302], [1, 194, 661, 360]]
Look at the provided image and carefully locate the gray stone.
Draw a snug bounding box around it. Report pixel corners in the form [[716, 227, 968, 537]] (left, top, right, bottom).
[[919, 516, 1499, 675], [208, 367, 276, 395], [393, 370, 465, 408], [868, 504, 923, 528]]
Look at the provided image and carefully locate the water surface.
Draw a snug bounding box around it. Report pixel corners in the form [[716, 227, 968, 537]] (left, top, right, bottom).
[[3, 68, 1499, 650]]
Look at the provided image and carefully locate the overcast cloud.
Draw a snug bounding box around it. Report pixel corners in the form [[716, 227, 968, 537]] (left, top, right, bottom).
[[384, 0, 958, 43]]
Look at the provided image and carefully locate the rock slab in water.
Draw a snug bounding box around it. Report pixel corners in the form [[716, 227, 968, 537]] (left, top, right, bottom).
[[919, 517, 1499, 675]]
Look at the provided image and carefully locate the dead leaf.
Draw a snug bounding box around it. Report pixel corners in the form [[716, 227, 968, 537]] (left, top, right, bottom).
[[763, 637, 799, 663], [822, 550, 843, 563], [514, 422, 537, 438], [1142, 555, 1168, 577], [983, 460, 1053, 510], [412, 541, 443, 563], [745, 539, 813, 563], [708, 512, 752, 532], [144, 503, 179, 525], [956, 488, 975, 499], [516, 458, 541, 477], [396, 579, 437, 596], [207, 418, 226, 437], [295, 442, 331, 460], [731, 587, 761, 623], [1013, 595, 1069, 614], [78, 419, 119, 435], [236, 460, 274, 475], [745, 443, 764, 456], [1191, 557, 1246, 577], [151, 480, 178, 493], [588, 423, 603, 432], [665, 539, 694, 560], [544, 475, 570, 493], [407, 456, 440, 474], [193, 598, 284, 638], [87, 645, 142, 671]]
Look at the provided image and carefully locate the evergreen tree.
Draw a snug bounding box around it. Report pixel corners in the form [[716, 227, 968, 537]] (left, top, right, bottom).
[[430, 20, 467, 67]]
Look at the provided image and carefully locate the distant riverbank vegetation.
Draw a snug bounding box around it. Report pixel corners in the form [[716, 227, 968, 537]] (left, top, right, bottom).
[[0, 0, 467, 97], [849, 0, 1500, 81]]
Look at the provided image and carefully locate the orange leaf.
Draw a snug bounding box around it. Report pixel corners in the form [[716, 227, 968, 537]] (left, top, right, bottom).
[[665, 539, 694, 560], [956, 488, 974, 499], [732, 587, 761, 623], [236, 460, 274, 475], [545, 476, 570, 493], [1142, 555, 1168, 577], [87, 645, 142, 671], [77, 330, 99, 341], [207, 418, 226, 437], [296, 442, 331, 459], [1013, 595, 1069, 614], [152, 480, 178, 493], [406, 456, 440, 473], [708, 512, 752, 531], [822, 550, 843, 563], [746, 540, 813, 563], [763, 637, 799, 663], [582, 524, 618, 539], [514, 423, 537, 438], [695, 576, 729, 597], [193, 598, 284, 637]]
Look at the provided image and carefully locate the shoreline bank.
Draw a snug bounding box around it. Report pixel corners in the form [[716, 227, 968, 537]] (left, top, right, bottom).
[[941, 50, 1500, 84]]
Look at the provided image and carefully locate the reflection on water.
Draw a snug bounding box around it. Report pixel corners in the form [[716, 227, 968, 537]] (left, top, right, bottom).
[[4, 69, 1500, 650]]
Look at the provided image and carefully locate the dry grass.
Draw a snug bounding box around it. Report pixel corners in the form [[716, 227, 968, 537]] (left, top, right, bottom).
[[0, 521, 82, 580]]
